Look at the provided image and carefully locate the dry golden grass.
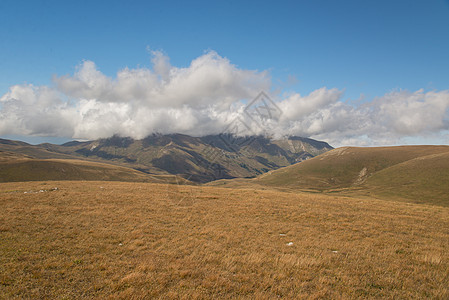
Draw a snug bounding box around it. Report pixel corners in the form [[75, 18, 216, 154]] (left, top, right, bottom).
[[210, 146, 449, 207], [0, 157, 194, 186], [1, 181, 448, 299], [0, 150, 32, 163]]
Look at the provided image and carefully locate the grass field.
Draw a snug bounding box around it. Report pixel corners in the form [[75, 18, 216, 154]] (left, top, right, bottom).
[[1, 181, 448, 298]]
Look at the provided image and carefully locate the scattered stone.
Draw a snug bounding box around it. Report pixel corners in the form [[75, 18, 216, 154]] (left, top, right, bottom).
[[23, 188, 59, 194]]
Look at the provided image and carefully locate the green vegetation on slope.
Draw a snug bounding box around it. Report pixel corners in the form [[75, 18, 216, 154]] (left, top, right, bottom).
[[362, 151, 449, 206], [223, 145, 449, 206], [256, 146, 448, 188]]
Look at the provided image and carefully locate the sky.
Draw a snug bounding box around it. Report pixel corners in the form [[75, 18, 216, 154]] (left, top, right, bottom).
[[0, 0, 448, 147]]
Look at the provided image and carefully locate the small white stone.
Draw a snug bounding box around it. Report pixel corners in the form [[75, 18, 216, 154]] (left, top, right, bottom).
[[286, 242, 293, 246]]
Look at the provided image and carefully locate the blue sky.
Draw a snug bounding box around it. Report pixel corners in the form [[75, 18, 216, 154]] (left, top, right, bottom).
[[1, 0, 449, 146]]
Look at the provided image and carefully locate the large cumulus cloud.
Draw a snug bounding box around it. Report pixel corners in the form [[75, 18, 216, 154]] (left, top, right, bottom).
[[1, 51, 270, 140], [1, 50, 448, 146]]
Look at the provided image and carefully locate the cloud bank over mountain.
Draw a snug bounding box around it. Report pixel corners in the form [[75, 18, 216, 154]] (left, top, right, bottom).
[[1, 51, 448, 146]]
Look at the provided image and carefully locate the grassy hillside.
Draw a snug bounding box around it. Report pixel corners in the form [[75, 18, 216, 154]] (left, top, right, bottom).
[[362, 151, 449, 206], [0, 158, 165, 183], [0, 181, 448, 298], [210, 145, 449, 206], [256, 145, 449, 189], [0, 150, 32, 162]]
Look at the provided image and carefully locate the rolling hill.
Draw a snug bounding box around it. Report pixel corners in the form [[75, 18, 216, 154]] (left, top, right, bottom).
[[362, 151, 449, 206], [210, 145, 449, 206], [0, 156, 169, 183]]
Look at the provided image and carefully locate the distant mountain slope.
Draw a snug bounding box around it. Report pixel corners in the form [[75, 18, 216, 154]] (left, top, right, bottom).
[[0, 134, 333, 182], [0, 138, 30, 147], [0, 158, 164, 183], [0, 138, 80, 160], [0, 150, 32, 163]]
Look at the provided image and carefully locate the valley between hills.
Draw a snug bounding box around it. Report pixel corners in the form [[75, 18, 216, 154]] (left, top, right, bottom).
[[0, 135, 448, 298]]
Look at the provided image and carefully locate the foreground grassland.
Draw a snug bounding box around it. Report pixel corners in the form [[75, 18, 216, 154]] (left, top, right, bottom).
[[1, 181, 448, 299]]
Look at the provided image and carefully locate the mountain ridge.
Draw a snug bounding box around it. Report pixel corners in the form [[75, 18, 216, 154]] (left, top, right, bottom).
[[0, 134, 333, 183]]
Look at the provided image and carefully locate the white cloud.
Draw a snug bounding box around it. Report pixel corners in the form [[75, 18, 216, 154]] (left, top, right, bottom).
[[279, 88, 449, 146], [1, 50, 448, 146], [371, 89, 449, 135], [53, 50, 270, 109], [0, 84, 75, 137]]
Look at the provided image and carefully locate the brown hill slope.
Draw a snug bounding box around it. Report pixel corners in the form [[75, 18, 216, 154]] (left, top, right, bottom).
[[210, 145, 449, 206], [255, 146, 449, 190], [361, 151, 449, 206], [0, 157, 172, 183]]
